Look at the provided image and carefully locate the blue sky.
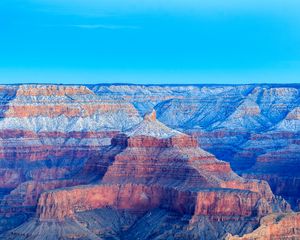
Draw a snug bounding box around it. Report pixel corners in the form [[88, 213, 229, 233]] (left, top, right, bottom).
[[0, 0, 300, 84]]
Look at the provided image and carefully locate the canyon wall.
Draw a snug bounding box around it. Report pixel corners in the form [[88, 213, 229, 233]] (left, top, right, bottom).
[[0, 84, 299, 239], [10, 113, 287, 239], [91, 84, 300, 210]]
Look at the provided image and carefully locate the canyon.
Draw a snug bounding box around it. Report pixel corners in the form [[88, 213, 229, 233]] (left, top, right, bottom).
[[0, 84, 299, 239]]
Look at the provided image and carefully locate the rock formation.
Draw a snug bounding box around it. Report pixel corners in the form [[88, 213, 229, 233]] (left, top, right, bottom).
[[226, 213, 300, 240], [2, 110, 289, 239], [0, 84, 141, 232], [0, 83, 299, 239]]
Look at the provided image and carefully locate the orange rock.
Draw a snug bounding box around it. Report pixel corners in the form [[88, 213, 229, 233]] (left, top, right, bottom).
[[194, 190, 263, 217], [144, 110, 157, 121], [16, 85, 92, 96], [4, 103, 138, 117], [227, 213, 300, 240], [35, 128, 285, 222]]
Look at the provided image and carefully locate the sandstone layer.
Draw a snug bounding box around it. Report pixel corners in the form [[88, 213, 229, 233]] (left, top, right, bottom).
[[21, 112, 289, 240], [226, 213, 300, 240], [0, 84, 299, 239]]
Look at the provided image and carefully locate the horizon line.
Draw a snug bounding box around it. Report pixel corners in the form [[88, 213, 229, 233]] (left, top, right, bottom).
[[1, 82, 300, 87]]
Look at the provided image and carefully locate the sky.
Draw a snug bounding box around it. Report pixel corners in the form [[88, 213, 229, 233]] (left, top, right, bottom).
[[0, 0, 300, 84]]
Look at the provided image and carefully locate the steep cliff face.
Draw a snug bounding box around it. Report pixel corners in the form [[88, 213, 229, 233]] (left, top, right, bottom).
[[226, 213, 300, 240], [22, 113, 288, 240], [144, 85, 300, 210], [0, 84, 141, 231], [0, 85, 141, 131], [90, 84, 300, 210], [0, 84, 299, 239]]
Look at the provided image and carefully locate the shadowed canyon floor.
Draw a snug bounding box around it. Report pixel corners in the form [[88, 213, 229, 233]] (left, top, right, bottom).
[[0, 84, 299, 239]]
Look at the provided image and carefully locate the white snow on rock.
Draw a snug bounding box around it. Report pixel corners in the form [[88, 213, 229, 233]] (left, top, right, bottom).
[[275, 107, 300, 132], [125, 110, 185, 139], [0, 85, 142, 132]]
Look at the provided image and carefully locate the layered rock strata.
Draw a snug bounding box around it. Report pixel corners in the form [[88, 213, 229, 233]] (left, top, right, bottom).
[[0, 85, 141, 229], [0, 83, 299, 239], [31, 111, 288, 239], [226, 212, 300, 240], [91, 84, 300, 209]]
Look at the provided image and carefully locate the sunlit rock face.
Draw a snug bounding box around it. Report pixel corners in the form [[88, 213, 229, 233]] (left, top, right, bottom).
[[226, 212, 300, 240], [90, 84, 300, 210], [0, 83, 299, 239], [0, 84, 141, 231], [14, 114, 287, 240]]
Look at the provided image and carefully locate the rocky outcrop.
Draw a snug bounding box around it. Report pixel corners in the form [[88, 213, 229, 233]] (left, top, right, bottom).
[[0, 83, 299, 239], [1, 179, 85, 216], [0, 218, 102, 240], [226, 213, 300, 240], [30, 114, 288, 240], [0, 84, 141, 220], [236, 131, 300, 210], [0, 169, 22, 189]]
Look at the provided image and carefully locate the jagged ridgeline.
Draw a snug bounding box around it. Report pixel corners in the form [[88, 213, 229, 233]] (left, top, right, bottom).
[[0, 84, 299, 239]]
